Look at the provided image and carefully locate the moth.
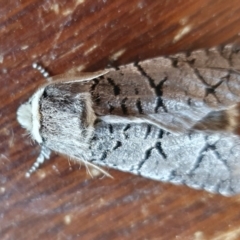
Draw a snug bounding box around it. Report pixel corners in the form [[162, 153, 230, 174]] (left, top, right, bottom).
[[17, 45, 240, 196]]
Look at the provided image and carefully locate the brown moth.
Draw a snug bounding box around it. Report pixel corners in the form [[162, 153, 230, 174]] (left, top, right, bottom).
[[17, 45, 240, 196]]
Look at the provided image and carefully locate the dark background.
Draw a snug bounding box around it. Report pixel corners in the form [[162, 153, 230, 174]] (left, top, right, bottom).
[[1, 0, 240, 239]]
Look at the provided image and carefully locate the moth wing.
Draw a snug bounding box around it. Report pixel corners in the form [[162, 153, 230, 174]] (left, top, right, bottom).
[[90, 120, 240, 196], [89, 45, 240, 195], [89, 46, 240, 134]]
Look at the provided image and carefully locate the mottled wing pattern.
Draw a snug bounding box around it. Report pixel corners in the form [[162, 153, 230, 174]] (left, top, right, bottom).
[[30, 45, 240, 195], [86, 45, 240, 196]]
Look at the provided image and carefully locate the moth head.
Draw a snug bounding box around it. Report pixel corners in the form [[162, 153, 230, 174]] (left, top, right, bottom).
[[17, 88, 44, 144]]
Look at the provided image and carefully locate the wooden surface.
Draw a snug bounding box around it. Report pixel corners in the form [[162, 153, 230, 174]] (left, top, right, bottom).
[[1, 0, 240, 239]]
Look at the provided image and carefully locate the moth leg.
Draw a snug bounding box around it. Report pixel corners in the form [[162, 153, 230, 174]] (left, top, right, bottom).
[[32, 63, 50, 78], [98, 115, 181, 133], [25, 145, 51, 178]]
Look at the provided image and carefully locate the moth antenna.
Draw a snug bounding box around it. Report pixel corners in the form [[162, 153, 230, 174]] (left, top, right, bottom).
[[32, 63, 50, 78], [25, 146, 51, 178]]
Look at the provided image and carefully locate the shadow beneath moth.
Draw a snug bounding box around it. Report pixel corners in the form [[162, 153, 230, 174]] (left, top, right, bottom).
[[17, 45, 240, 196]]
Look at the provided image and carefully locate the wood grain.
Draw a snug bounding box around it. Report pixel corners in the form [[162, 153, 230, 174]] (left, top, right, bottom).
[[1, 0, 240, 239]]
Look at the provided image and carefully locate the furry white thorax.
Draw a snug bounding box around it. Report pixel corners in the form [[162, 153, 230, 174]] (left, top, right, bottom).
[[17, 87, 44, 143]]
